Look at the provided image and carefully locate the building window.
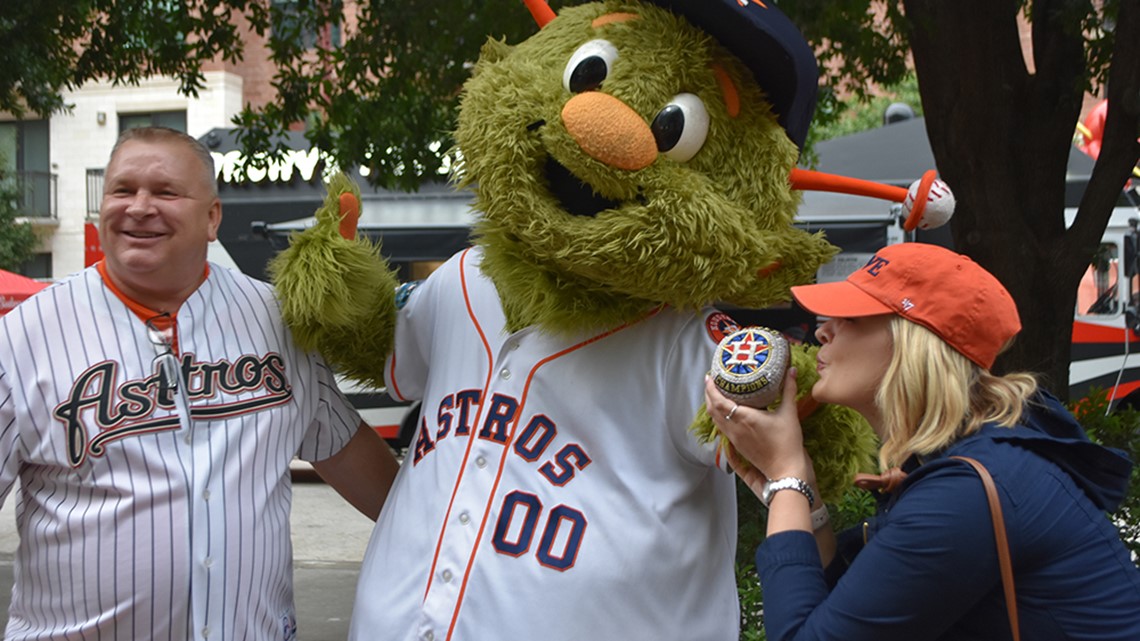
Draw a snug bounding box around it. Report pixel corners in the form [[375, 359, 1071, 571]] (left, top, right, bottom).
[[272, 0, 342, 50], [19, 253, 52, 279], [0, 119, 55, 219], [119, 111, 187, 133], [86, 168, 105, 217]]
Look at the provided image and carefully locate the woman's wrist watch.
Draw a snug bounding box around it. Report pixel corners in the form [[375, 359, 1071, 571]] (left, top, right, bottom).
[[762, 477, 828, 530], [760, 476, 815, 509]]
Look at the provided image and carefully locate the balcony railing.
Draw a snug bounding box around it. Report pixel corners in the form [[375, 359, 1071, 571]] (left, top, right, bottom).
[[10, 170, 57, 219], [86, 168, 104, 216]]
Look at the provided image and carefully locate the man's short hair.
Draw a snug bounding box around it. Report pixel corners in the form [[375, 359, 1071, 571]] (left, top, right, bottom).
[[108, 126, 218, 198]]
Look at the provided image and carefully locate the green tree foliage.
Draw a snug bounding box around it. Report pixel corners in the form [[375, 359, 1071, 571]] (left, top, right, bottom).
[[0, 0, 266, 118], [812, 74, 923, 143], [0, 168, 38, 272], [231, 0, 570, 192]]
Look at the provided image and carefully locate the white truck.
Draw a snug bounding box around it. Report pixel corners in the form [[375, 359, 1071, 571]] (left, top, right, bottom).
[[1069, 199, 1140, 406]]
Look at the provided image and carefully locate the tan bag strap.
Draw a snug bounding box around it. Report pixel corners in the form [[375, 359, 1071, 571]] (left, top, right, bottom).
[[952, 456, 1019, 641]]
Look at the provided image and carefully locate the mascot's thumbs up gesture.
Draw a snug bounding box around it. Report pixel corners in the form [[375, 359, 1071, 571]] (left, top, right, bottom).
[[268, 1, 946, 639]]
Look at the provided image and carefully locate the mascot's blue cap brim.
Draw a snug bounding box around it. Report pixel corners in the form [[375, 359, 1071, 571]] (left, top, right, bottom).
[[645, 0, 818, 149]]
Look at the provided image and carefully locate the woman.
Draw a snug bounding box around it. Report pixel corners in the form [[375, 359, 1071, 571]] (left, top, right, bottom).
[[706, 242, 1140, 640]]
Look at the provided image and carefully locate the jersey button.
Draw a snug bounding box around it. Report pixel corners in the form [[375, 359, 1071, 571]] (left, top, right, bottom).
[[475, 456, 487, 469], [184, 434, 192, 444], [441, 569, 453, 583], [201, 627, 210, 638], [423, 632, 435, 641], [458, 512, 470, 524], [203, 557, 213, 568], [203, 489, 211, 500], [499, 368, 511, 380]]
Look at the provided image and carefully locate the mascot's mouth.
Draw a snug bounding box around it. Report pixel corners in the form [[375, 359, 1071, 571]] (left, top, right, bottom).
[[544, 156, 622, 218]]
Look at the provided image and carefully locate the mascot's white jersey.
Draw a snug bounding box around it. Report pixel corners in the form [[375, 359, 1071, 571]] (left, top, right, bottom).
[[0, 264, 361, 641], [351, 247, 739, 641]]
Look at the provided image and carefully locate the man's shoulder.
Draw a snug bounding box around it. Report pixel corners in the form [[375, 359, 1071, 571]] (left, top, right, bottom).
[[207, 263, 275, 295], [2, 267, 96, 321]]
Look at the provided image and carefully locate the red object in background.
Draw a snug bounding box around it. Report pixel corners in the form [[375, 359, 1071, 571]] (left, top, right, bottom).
[[1077, 99, 1108, 160], [1075, 99, 1137, 187], [373, 424, 401, 440], [0, 269, 49, 316], [85, 222, 104, 267]]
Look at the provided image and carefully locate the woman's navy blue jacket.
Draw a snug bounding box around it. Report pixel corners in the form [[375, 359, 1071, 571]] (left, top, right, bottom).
[[756, 392, 1140, 640]]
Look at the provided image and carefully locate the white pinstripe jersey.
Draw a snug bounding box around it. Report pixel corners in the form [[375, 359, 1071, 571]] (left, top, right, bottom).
[[0, 264, 361, 641], [351, 247, 739, 641]]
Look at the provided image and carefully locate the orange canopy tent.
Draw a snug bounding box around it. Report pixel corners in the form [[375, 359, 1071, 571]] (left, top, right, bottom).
[[0, 269, 49, 316]]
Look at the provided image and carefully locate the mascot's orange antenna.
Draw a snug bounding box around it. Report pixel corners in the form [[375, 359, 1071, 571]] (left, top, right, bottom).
[[790, 168, 953, 232], [790, 168, 907, 202], [523, 0, 556, 28]]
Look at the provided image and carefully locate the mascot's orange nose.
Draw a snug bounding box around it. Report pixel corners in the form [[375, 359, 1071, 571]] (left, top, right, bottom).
[[562, 92, 658, 171]]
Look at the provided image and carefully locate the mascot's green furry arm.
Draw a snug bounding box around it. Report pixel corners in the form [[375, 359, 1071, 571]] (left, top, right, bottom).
[[269, 173, 399, 390], [270, 0, 888, 503]]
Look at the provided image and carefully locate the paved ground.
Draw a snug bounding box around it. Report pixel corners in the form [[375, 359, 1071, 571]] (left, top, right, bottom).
[[0, 468, 377, 641]]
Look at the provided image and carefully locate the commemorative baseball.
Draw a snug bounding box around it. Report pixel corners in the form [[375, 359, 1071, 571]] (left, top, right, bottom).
[[710, 326, 790, 408]]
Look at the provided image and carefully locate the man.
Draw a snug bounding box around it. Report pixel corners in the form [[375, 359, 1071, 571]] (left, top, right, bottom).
[[0, 126, 399, 640]]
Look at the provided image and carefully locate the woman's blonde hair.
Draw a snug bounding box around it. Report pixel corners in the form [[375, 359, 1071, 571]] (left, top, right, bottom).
[[876, 316, 1038, 470]]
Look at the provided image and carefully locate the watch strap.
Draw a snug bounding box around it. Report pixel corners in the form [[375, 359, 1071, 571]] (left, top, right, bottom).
[[762, 476, 815, 509], [811, 505, 830, 531]]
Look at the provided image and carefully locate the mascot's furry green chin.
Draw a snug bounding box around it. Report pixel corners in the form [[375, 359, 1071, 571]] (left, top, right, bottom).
[[272, 0, 950, 505]]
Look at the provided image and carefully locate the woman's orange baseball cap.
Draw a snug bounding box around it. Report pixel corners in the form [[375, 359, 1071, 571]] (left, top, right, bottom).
[[790, 243, 1021, 369]]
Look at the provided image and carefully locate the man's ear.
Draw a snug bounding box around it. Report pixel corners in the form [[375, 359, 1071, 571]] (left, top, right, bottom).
[[207, 199, 222, 242]]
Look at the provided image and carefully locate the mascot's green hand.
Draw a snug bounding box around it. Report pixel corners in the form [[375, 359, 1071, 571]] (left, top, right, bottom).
[[690, 343, 877, 504], [269, 172, 399, 389]]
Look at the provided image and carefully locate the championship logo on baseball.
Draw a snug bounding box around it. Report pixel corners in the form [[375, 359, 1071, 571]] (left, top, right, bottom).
[[710, 326, 790, 408]]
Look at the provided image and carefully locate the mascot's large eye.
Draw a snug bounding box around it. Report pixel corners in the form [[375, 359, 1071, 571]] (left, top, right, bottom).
[[563, 39, 619, 93], [651, 93, 709, 162]]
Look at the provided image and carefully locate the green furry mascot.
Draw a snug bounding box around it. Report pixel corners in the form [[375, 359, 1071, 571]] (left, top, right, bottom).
[[270, 2, 915, 638]]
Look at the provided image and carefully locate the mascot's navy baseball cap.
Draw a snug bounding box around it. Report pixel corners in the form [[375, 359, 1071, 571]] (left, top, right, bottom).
[[644, 0, 819, 149]]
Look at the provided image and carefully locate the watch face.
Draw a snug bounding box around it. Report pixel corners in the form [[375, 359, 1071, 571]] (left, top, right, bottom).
[[761, 480, 778, 507]]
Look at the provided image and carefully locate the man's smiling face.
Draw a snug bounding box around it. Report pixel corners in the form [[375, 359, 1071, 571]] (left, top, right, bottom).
[[98, 138, 221, 301]]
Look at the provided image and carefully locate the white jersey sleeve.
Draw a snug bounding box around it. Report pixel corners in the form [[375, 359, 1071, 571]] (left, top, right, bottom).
[[384, 251, 464, 403], [296, 356, 364, 462]]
